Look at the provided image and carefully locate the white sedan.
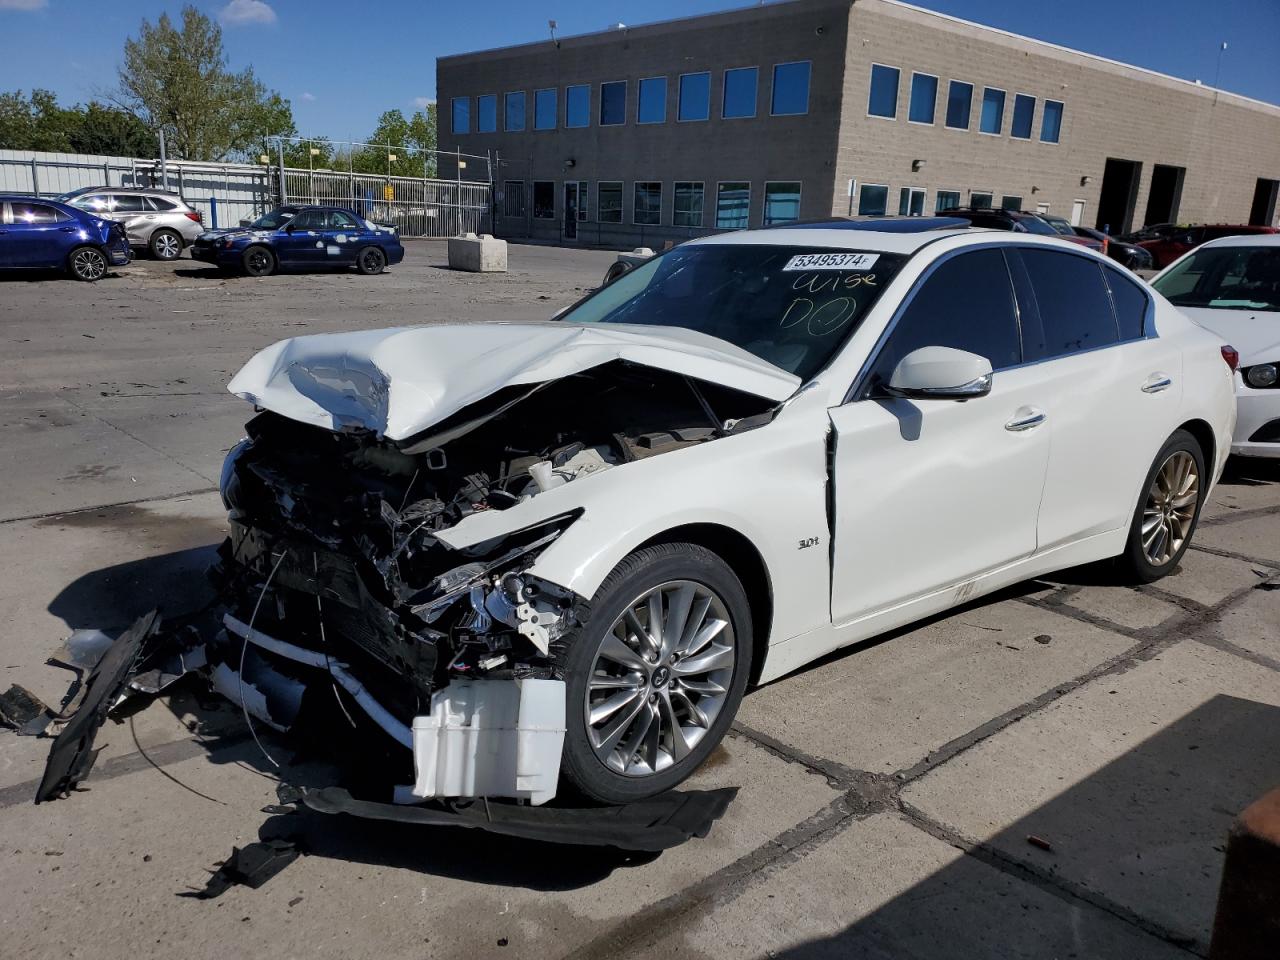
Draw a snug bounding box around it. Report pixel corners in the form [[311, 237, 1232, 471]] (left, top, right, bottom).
[[208, 222, 1235, 806], [1151, 233, 1280, 458]]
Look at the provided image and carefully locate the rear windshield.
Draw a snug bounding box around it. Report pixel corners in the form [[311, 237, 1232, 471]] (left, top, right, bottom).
[[1015, 216, 1059, 236], [1152, 246, 1280, 312], [559, 244, 906, 380]]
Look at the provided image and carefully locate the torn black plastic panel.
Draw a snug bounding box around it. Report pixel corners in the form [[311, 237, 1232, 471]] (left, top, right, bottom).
[[190, 839, 301, 899], [302, 785, 739, 852]]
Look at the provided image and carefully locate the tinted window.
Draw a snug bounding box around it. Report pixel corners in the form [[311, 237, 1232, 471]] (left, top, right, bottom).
[[1020, 249, 1119, 358], [565, 85, 590, 128], [771, 61, 810, 115], [674, 182, 703, 227], [451, 97, 469, 134], [909, 73, 937, 123], [289, 210, 325, 230], [1041, 100, 1064, 143], [533, 182, 555, 219], [858, 184, 888, 216], [638, 77, 666, 123], [723, 67, 757, 118], [980, 88, 1005, 134], [1103, 265, 1150, 338], [935, 191, 960, 211], [111, 195, 148, 212], [504, 91, 526, 131], [764, 182, 801, 225], [1002, 196, 1023, 212], [633, 182, 662, 225], [1011, 94, 1035, 138], [868, 64, 899, 118], [534, 89, 556, 130], [147, 196, 181, 211], [678, 73, 710, 121], [946, 81, 972, 129], [971, 193, 993, 210], [477, 94, 497, 133], [600, 81, 626, 125], [716, 182, 750, 229], [10, 202, 60, 224], [597, 182, 623, 223]]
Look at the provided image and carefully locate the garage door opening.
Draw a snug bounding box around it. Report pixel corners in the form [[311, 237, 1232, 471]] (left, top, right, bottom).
[[1145, 164, 1185, 226], [1096, 157, 1143, 235], [1249, 178, 1279, 227]]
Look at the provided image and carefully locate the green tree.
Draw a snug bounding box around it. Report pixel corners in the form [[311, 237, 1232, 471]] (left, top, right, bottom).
[[351, 106, 438, 177], [116, 5, 296, 161], [0, 89, 158, 156]]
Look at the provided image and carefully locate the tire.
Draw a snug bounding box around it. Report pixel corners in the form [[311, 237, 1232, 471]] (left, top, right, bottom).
[[356, 246, 386, 275], [149, 228, 183, 261], [602, 260, 632, 286], [557, 542, 753, 804], [1115, 429, 1206, 583], [242, 245, 276, 277], [67, 246, 107, 282]]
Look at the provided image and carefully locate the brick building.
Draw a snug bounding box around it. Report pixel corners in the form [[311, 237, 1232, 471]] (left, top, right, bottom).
[[436, 0, 1280, 248]]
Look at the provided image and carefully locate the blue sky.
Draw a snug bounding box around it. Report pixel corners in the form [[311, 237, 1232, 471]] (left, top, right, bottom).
[[2, 0, 1277, 141]]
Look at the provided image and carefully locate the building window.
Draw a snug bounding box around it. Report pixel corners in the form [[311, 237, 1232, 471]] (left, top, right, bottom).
[[898, 187, 926, 216], [858, 184, 888, 216], [970, 191, 993, 209], [477, 95, 497, 133], [945, 80, 972, 129], [771, 61, 810, 116], [505, 91, 526, 132], [600, 81, 626, 125], [980, 88, 1005, 135], [716, 182, 750, 229], [534, 88, 556, 130], [451, 97, 470, 134], [1001, 195, 1023, 211], [868, 64, 899, 118], [764, 182, 801, 225], [678, 72, 711, 122], [674, 182, 704, 227], [575, 181, 589, 221], [598, 182, 623, 223], [1041, 99, 1064, 143], [633, 182, 662, 225], [503, 180, 525, 218], [638, 77, 666, 124], [935, 191, 961, 211], [723, 67, 758, 119], [566, 84, 590, 128], [533, 181, 554, 219], [908, 73, 937, 124], [1011, 94, 1035, 139]]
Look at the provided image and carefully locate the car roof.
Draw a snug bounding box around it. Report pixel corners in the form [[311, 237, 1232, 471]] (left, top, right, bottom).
[[693, 225, 977, 255], [1197, 233, 1280, 249], [765, 215, 971, 233], [0, 194, 73, 206]]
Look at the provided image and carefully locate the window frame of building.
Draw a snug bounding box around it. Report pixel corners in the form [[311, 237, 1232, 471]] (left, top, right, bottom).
[[503, 180, 526, 218], [908, 72, 938, 125], [597, 181, 623, 223], [637, 76, 667, 124], [945, 79, 973, 130], [1040, 99, 1064, 144], [678, 72, 711, 122], [715, 181, 751, 229], [532, 181, 555, 220], [451, 96, 470, 134], [867, 63, 900, 120], [576, 180, 589, 221], [504, 90, 527, 132], [533, 88, 557, 131], [476, 94, 497, 133], [633, 181, 663, 225], [1001, 195, 1023, 211], [763, 181, 802, 226], [722, 66, 759, 119], [770, 61, 811, 117], [898, 186, 927, 216], [858, 183, 889, 216], [565, 84, 590, 128], [970, 191, 994, 210], [935, 190, 961, 212], [1010, 93, 1035, 140], [979, 87, 1006, 136], [673, 181, 705, 227], [600, 80, 627, 126]]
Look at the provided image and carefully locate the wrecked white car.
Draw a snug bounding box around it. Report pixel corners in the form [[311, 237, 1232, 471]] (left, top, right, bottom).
[[36, 223, 1235, 826]]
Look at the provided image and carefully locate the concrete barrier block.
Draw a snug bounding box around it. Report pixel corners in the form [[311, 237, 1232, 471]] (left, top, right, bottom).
[[448, 233, 507, 272], [1209, 786, 1280, 959]]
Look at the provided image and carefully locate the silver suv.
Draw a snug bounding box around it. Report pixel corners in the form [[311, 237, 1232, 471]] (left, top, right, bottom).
[[55, 187, 204, 260]]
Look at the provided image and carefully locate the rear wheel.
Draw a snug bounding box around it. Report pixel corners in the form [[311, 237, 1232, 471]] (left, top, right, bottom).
[[243, 245, 276, 277], [1116, 430, 1205, 582], [356, 246, 386, 275], [68, 246, 107, 282], [558, 542, 752, 804], [149, 228, 183, 261]]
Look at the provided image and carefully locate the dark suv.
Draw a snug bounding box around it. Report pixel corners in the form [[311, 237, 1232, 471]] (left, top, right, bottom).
[[942, 207, 1061, 236]]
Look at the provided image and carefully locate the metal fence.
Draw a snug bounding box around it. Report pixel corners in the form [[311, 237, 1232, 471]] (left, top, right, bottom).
[[280, 169, 491, 238]]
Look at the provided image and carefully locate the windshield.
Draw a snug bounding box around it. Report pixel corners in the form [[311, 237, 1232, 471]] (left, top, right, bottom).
[[1153, 246, 1280, 312], [1016, 216, 1059, 237], [250, 208, 296, 230], [559, 244, 906, 380]]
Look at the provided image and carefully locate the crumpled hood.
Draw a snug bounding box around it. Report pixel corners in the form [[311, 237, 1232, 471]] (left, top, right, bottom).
[[1178, 307, 1280, 364], [227, 321, 801, 441]]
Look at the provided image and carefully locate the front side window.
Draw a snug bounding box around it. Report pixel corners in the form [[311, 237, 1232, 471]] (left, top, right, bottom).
[[566, 84, 590, 128], [678, 72, 710, 121], [597, 182, 623, 223], [1011, 94, 1035, 139], [533, 181, 555, 220], [935, 190, 961, 211], [560, 244, 907, 380], [674, 182, 704, 228], [868, 64, 899, 118], [1152, 246, 1280, 312], [1019, 248, 1119, 359], [477, 95, 497, 133], [723, 67, 758, 118], [946, 80, 972, 129], [600, 81, 626, 125], [909, 73, 937, 124], [638, 77, 666, 124], [764, 182, 801, 225], [10, 201, 60, 224], [771, 61, 810, 116], [72, 194, 111, 212], [716, 182, 750, 229], [109, 194, 148, 212], [534, 88, 556, 130], [633, 182, 662, 225], [866, 248, 1021, 394], [505, 91, 526, 132], [451, 97, 470, 134], [503, 181, 526, 218], [1041, 100, 1064, 143], [289, 210, 326, 230], [858, 184, 888, 216], [980, 88, 1005, 134]]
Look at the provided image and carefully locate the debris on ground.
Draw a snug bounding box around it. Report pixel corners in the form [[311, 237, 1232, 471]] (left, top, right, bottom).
[[192, 839, 302, 899], [0, 684, 52, 736], [1026, 834, 1054, 852]]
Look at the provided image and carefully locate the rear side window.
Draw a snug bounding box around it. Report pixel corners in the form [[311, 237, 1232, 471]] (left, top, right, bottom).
[[867, 248, 1021, 393], [110, 195, 148, 212], [1102, 265, 1149, 340], [10, 202, 60, 224], [1019, 249, 1119, 359], [147, 196, 181, 211]]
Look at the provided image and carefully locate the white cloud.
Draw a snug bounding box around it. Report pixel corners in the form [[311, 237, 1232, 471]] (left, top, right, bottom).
[[220, 0, 276, 26], [0, 0, 49, 10], [300, 92, 316, 102], [412, 97, 436, 110]]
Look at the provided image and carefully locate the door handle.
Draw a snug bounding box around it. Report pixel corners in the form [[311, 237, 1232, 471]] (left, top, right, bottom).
[[1005, 407, 1047, 431], [1141, 374, 1173, 394]]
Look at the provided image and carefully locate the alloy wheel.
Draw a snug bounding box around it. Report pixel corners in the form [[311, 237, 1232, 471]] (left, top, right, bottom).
[[585, 580, 736, 777], [1141, 450, 1199, 566], [360, 248, 385, 273], [154, 232, 181, 260], [245, 248, 272, 275], [72, 248, 106, 281]]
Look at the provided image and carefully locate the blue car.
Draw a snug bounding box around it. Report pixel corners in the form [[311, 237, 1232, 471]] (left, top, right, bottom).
[[0, 195, 131, 281], [190, 205, 404, 276]]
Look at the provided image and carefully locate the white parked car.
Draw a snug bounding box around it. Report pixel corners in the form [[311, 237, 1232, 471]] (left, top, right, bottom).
[[1151, 233, 1280, 458], [188, 222, 1237, 808]]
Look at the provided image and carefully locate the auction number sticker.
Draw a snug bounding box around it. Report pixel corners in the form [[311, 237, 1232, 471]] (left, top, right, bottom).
[[782, 252, 879, 271]]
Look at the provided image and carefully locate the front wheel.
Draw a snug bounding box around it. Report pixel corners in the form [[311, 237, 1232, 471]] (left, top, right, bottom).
[[242, 245, 276, 277], [558, 542, 753, 804], [1116, 429, 1206, 583], [68, 246, 107, 281], [356, 246, 386, 275]]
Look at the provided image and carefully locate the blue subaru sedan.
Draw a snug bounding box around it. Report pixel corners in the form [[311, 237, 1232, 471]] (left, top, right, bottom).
[[190, 205, 405, 276], [0, 195, 131, 281]]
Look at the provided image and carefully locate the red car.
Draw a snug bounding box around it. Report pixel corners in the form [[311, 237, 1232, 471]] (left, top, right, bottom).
[[1139, 224, 1279, 269]]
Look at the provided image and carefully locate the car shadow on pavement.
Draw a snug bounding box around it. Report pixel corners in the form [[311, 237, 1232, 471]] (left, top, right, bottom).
[[171, 267, 232, 281], [1221, 456, 1280, 486], [769, 693, 1280, 959]]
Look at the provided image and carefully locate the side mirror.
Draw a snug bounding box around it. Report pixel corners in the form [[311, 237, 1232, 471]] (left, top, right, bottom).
[[885, 346, 993, 401]]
